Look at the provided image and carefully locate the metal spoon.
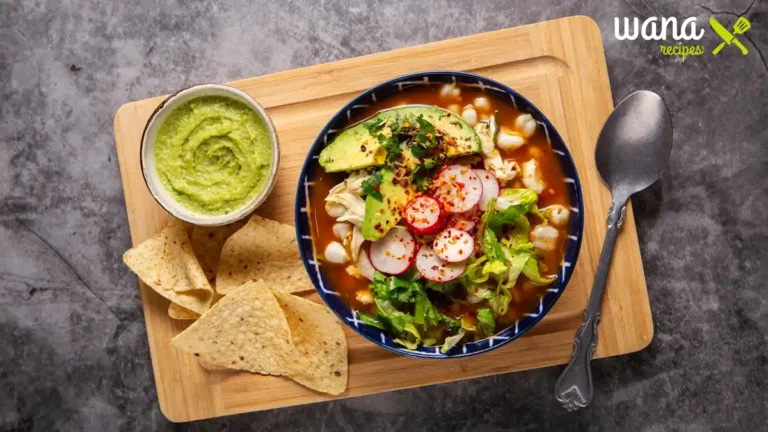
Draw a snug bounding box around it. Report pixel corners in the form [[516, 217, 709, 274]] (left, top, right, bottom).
[[554, 91, 673, 411]]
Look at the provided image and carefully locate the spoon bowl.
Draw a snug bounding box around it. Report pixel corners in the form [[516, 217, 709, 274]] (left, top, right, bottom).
[[595, 91, 673, 197]]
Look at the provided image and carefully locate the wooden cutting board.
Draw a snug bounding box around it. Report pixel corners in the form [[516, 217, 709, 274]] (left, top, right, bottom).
[[114, 16, 653, 422]]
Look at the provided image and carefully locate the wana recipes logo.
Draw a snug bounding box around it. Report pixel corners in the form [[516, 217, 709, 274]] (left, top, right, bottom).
[[614, 15, 753, 62]]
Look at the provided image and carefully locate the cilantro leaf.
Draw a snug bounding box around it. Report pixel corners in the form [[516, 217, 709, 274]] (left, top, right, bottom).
[[361, 170, 383, 201], [411, 143, 428, 158], [364, 117, 386, 134], [415, 115, 437, 145], [410, 157, 441, 192]]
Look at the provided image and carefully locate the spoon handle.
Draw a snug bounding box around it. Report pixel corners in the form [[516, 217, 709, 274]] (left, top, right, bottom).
[[554, 196, 627, 411]]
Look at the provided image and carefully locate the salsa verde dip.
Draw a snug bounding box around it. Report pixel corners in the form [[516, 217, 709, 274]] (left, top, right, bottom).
[[154, 95, 273, 216]]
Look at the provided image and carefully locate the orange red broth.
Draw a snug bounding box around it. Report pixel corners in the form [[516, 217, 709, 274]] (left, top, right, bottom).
[[310, 84, 571, 326]]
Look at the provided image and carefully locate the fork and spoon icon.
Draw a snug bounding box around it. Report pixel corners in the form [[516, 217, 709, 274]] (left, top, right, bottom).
[[710, 17, 751, 55]]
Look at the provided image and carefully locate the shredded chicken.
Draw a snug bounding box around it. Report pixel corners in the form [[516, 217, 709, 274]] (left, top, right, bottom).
[[340, 225, 365, 262], [475, 119, 520, 184], [484, 150, 520, 183], [325, 170, 370, 226]]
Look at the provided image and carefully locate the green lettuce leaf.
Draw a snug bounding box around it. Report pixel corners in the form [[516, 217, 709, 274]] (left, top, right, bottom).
[[522, 256, 557, 286], [504, 245, 534, 288], [478, 197, 497, 235], [394, 322, 421, 350], [441, 314, 462, 333], [530, 203, 547, 222], [483, 229, 505, 262], [357, 311, 386, 329], [503, 215, 531, 248], [370, 271, 389, 297], [461, 256, 489, 285], [426, 280, 460, 297], [441, 329, 467, 353], [466, 284, 495, 303], [375, 298, 413, 334], [488, 286, 511, 316], [476, 308, 496, 336], [498, 188, 538, 208], [371, 271, 421, 303], [422, 337, 438, 346], [414, 293, 441, 327], [482, 260, 508, 277], [486, 203, 531, 235]]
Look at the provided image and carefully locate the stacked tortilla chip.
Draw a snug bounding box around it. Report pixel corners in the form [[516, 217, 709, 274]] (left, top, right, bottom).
[[171, 281, 347, 394], [123, 220, 214, 315], [123, 215, 347, 395]]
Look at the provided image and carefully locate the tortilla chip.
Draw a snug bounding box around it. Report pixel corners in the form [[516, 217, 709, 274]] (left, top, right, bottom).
[[123, 219, 214, 314], [198, 358, 228, 371], [270, 289, 348, 395], [160, 220, 211, 294], [216, 215, 313, 295], [168, 302, 201, 320], [170, 280, 348, 394], [191, 222, 245, 283], [170, 281, 297, 375]]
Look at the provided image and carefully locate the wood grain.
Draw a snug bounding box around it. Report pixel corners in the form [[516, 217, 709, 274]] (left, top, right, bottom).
[[113, 16, 653, 422]]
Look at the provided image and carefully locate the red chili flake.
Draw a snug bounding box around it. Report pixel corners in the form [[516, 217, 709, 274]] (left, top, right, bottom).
[[375, 185, 380, 191]]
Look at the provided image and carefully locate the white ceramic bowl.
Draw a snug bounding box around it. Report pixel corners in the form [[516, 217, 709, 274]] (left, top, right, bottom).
[[140, 84, 279, 226]]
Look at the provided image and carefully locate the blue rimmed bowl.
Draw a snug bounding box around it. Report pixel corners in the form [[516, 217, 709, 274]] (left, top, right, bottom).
[[295, 71, 584, 359]]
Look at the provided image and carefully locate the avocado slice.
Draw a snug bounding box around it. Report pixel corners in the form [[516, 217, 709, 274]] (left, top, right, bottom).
[[319, 105, 481, 173], [361, 170, 410, 241]]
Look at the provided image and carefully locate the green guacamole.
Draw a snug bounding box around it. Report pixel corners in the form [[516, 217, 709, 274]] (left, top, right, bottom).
[[154, 95, 273, 215]]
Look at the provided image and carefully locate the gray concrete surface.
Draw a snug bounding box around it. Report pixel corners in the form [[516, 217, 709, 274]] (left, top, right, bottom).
[[1, 0, 767, 430]]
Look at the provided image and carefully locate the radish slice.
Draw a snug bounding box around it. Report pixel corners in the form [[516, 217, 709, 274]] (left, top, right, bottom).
[[446, 205, 480, 232], [356, 249, 376, 281], [402, 195, 445, 236], [369, 228, 417, 275], [473, 169, 500, 211], [416, 245, 467, 282], [433, 228, 474, 262], [432, 165, 483, 213]]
